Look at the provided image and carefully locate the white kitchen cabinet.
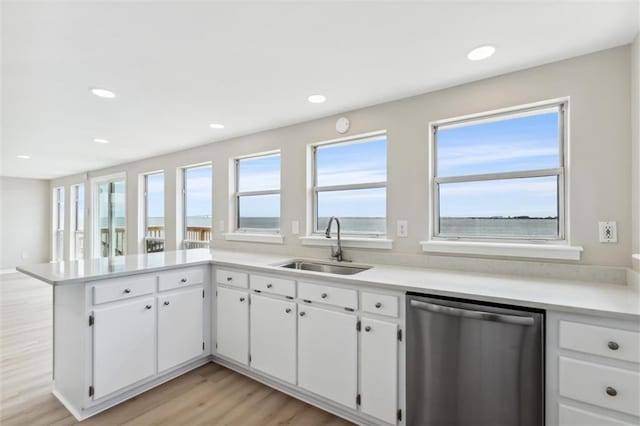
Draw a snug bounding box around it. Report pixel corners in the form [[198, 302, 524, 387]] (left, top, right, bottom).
[[250, 294, 297, 383], [298, 305, 358, 408], [360, 317, 398, 424], [216, 286, 249, 365], [158, 287, 205, 372], [92, 296, 156, 400]]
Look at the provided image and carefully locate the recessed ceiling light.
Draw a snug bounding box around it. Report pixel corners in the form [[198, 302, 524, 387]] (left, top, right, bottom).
[[90, 88, 116, 98], [467, 45, 496, 61], [307, 94, 327, 104], [93, 138, 110, 144], [16, 154, 31, 159], [209, 123, 225, 129]]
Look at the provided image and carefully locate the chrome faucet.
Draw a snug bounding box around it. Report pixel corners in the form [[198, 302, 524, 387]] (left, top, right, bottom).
[[324, 216, 344, 262]]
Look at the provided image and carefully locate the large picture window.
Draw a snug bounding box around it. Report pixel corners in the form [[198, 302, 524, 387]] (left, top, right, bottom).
[[53, 187, 65, 261], [183, 164, 212, 249], [144, 172, 164, 253], [70, 184, 84, 260], [313, 134, 387, 235], [432, 101, 565, 240], [235, 153, 281, 231]]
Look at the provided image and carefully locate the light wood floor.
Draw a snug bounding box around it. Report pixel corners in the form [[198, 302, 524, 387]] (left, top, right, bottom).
[[0, 273, 352, 425]]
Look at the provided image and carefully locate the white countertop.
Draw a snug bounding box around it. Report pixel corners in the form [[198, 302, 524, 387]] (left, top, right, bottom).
[[17, 249, 640, 320]]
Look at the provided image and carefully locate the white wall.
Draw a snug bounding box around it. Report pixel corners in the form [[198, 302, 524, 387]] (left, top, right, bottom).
[[50, 45, 634, 271], [632, 33, 640, 272], [0, 177, 50, 270]]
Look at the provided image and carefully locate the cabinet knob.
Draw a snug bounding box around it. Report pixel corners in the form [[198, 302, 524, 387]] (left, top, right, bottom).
[[299, 312, 306, 317], [239, 297, 245, 302], [226, 276, 233, 281], [606, 386, 617, 397], [364, 326, 372, 332], [180, 278, 187, 283], [267, 283, 273, 288], [321, 293, 328, 299], [285, 308, 292, 313], [145, 304, 152, 310], [163, 301, 170, 306], [608, 341, 619, 350], [375, 302, 382, 308], [123, 288, 131, 294]]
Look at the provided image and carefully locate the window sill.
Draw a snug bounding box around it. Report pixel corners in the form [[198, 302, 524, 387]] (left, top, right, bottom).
[[420, 240, 583, 261], [223, 233, 284, 244], [300, 236, 393, 250]]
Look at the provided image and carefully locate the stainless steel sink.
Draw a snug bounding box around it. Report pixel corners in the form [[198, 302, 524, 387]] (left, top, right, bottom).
[[277, 260, 371, 275]]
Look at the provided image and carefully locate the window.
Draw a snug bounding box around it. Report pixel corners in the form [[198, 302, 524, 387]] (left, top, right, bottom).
[[144, 172, 164, 253], [313, 134, 387, 235], [94, 176, 126, 258], [183, 164, 212, 249], [53, 187, 64, 261], [234, 153, 281, 232], [432, 102, 565, 241], [70, 184, 84, 260]]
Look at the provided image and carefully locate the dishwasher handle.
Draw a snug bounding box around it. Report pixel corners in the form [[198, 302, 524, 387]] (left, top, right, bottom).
[[410, 299, 535, 326]]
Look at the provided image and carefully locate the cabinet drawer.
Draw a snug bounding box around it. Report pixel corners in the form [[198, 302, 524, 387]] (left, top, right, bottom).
[[93, 275, 157, 305], [216, 269, 248, 288], [560, 321, 640, 363], [361, 292, 399, 317], [559, 357, 640, 417], [559, 404, 633, 426], [298, 281, 357, 310], [158, 268, 204, 292], [250, 274, 295, 298]]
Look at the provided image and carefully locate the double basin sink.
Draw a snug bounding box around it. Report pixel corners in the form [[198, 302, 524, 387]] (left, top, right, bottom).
[[278, 259, 371, 275]]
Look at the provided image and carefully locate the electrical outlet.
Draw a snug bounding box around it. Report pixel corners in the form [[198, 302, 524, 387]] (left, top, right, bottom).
[[218, 220, 225, 232], [598, 221, 617, 243], [291, 220, 300, 235], [397, 220, 408, 237]]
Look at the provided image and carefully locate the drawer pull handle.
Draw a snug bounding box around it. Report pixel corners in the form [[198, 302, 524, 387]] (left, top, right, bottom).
[[364, 326, 372, 332], [608, 341, 619, 350], [180, 278, 187, 283], [321, 293, 328, 299], [267, 284, 273, 288], [375, 302, 382, 308], [285, 308, 292, 314], [145, 304, 152, 310], [227, 276, 233, 281], [163, 301, 170, 306], [123, 288, 131, 294], [239, 297, 245, 302], [299, 312, 306, 317], [606, 386, 617, 397]]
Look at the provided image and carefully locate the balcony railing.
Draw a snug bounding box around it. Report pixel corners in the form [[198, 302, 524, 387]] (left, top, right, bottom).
[[143, 226, 212, 253], [101, 227, 126, 257]]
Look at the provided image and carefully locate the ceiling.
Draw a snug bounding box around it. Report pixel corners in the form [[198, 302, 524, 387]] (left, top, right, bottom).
[[2, 1, 638, 179]]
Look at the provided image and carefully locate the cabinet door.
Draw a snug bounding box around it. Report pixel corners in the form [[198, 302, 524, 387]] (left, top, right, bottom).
[[298, 305, 357, 408], [216, 286, 249, 365], [250, 295, 296, 383], [360, 318, 398, 424], [158, 287, 204, 372], [93, 297, 156, 400]]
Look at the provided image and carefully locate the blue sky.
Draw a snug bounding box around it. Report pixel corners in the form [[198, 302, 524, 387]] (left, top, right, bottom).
[[143, 112, 559, 223]]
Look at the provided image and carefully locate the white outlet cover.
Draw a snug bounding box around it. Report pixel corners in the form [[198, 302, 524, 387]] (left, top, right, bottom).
[[291, 220, 300, 235], [218, 220, 225, 232], [598, 221, 617, 243], [397, 220, 408, 237]]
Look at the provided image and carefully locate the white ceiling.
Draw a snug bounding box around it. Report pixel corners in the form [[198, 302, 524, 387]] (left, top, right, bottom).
[[2, 1, 638, 179]]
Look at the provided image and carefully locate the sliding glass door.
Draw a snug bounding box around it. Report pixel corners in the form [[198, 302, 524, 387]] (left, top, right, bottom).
[[95, 178, 126, 258]]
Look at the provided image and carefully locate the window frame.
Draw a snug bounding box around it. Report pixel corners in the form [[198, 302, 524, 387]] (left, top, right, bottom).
[[182, 163, 213, 248], [70, 183, 85, 260], [234, 151, 281, 234], [430, 100, 567, 243], [143, 171, 165, 253], [311, 132, 388, 237], [52, 186, 65, 262]]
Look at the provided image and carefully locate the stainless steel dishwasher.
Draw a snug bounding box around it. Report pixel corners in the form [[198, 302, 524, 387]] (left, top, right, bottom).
[[406, 293, 544, 426]]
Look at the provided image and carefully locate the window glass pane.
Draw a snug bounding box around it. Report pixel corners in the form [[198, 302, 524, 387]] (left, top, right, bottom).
[[146, 173, 164, 231], [438, 176, 559, 238], [185, 166, 212, 240], [317, 188, 386, 234], [238, 154, 280, 192], [316, 137, 386, 187], [238, 194, 280, 229], [437, 110, 559, 177], [76, 186, 84, 231], [57, 188, 65, 230]]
